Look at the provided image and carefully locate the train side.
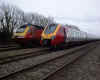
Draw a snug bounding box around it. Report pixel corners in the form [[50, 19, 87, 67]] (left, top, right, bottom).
[[13, 24, 43, 46], [64, 27, 87, 42], [40, 24, 96, 48]]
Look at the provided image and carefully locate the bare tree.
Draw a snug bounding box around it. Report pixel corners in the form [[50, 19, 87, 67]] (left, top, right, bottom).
[[0, 3, 24, 41], [0, 3, 55, 41], [21, 12, 54, 27]]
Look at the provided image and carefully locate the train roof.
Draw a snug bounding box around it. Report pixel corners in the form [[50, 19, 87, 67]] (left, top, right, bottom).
[[65, 24, 80, 31], [46, 23, 80, 31], [20, 24, 44, 29], [47, 23, 58, 26]]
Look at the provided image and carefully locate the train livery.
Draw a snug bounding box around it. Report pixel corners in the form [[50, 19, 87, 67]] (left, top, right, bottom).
[[13, 24, 43, 46], [40, 24, 97, 48]]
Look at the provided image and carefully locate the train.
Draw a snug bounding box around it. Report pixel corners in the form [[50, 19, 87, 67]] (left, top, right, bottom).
[[13, 24, 43, 47], [40, 24, 98, 48]]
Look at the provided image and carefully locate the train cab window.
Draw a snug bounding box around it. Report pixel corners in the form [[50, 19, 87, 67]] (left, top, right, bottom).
[[44, 24, 57, 34], [35, 26, 43, 30], [16, 25, 26, 33], [20, 25, 26, 28]]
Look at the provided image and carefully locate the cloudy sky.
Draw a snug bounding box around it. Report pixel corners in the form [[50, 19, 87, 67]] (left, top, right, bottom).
[[2, 0, 100, 36]]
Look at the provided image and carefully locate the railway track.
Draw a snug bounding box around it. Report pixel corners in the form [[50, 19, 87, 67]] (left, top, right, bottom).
[[0, 45, 22, 52], [0, 41, 38, 52], [0, 44, 43, 52], [0, 47, 52, 78], [0, 47, 49, 64], [0, 42, 87, 64], [0, 45, 17, 48], [0, 47, 46, 60], [43, 42, 98, 80], [0, 41, 18, 48], [0, 41, 98, 80]]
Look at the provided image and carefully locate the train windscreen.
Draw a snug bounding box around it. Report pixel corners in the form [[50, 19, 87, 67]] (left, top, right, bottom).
[[16, 25, 26, 33], [44, 24, 57, 34]]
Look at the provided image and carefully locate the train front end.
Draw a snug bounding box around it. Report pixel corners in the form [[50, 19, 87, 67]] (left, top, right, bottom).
[[13, 25, 32, 44], [40, 24, 65, 48]]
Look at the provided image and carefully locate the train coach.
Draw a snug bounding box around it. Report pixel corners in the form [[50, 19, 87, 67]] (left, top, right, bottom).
[[40, 24, 97, 48], [13, 24, 43, 47]]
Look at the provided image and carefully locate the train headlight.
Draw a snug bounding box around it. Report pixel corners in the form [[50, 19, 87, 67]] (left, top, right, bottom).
[[51, 36, 55, 40]]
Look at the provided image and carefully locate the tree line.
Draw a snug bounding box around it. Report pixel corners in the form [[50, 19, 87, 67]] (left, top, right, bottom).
[[0, 3, 54, 42]]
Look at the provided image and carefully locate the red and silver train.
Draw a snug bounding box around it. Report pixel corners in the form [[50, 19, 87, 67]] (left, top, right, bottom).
[[40, 24, 98, 48], [13, 24, 43, 46]]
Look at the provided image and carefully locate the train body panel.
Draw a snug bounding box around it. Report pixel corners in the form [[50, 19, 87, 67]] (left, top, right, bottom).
[[64, 27, 87, 42], [40, 24, 96, 48]]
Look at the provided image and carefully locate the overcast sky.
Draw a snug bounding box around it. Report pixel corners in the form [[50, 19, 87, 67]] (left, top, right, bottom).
[[2, 0, 100, 36]]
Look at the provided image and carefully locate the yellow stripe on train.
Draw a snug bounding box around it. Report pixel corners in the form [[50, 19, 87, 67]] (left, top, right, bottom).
[[14, 26, 29, 37], [42, 24, 61, 39]]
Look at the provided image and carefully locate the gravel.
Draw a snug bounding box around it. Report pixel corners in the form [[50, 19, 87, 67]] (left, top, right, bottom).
[[47, 41, 100, 80], [1, 42, 96, 80], [0, 42, 93, 79]]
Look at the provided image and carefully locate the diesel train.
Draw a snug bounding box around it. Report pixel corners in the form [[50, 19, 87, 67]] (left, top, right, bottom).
[[13, 24, 43, 46], [40, 24, 98, 48]]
